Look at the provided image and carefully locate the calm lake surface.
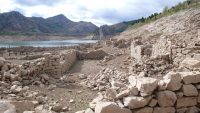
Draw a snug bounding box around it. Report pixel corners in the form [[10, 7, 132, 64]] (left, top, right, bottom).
[[0, 40, 97, 48]]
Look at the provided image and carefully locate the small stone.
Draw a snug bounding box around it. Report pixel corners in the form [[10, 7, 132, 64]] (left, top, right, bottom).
[[69, 99, 75, 103], [148, 99, 157, 107], [105, 88, 117, 100], [79, 74, 87, 79], [128, 86, 139, 96], [176, 92, 184, 98], [116, 89, 130, 99], [77, 91, 83, 94], [10, 85, 22, 93], [51, 104, 62, 112]]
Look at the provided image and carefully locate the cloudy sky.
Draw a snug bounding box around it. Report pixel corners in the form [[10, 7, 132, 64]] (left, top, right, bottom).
[[0, 0, 185, 26]]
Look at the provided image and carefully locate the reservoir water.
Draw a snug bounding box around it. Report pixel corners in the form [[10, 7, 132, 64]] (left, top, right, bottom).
[[0, 40, 97, 48]]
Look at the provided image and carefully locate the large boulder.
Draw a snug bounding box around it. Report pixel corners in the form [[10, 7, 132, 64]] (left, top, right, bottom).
[[134, 107, 153, 113], [136, 77, 158, 96], [153, 107, 175, 113], [182, 84, 198, 96], [179, 71, 200, 84], [157, 90, 177, 107], [163, 72, 182, 91], [176, 97, 197, 108], [95, 102, 132, 113], [123, 96, 152, 109]]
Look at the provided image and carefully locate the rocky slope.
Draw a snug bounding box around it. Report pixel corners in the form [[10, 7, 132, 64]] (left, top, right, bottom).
[[115, 8, 200, 46], [0, 11, 98, 36]]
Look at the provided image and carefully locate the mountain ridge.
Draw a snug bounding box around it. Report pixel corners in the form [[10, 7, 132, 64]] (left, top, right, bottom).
[[0, 11, 98, 36]]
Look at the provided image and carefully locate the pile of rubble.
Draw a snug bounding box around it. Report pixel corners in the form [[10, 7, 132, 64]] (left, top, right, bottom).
[[80, 68, 129, 91], [77, 62, 200, 113]]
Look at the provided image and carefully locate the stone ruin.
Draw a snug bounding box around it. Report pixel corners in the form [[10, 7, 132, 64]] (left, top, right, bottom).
[[0, 48, 110, 87], [77, 57, 200, 113], [131, 36, 172, 62], [129, 36, 173, 77], [76, 36, 200, 113]]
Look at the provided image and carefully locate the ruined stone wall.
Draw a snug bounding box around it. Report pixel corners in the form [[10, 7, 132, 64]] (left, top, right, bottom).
[[0, 50, 77, 83], [77, 50, 108, 60], [30, 50, 77, 78], [60, 50, 77, 74], [130, 40, 152, 61], [151, 36, 172, 59], [78, 70, 200, 113]]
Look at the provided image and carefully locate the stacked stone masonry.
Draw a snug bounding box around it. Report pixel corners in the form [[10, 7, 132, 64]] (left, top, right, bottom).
[[78, 70, 200, 113], [0, 49, 77, 83]]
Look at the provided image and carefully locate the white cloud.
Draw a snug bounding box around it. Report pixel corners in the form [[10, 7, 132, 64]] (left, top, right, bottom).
[[0, 0, 186, 26]]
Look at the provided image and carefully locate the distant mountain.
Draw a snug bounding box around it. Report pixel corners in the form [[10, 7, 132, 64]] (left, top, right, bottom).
[[0, 11, 98, 36]]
